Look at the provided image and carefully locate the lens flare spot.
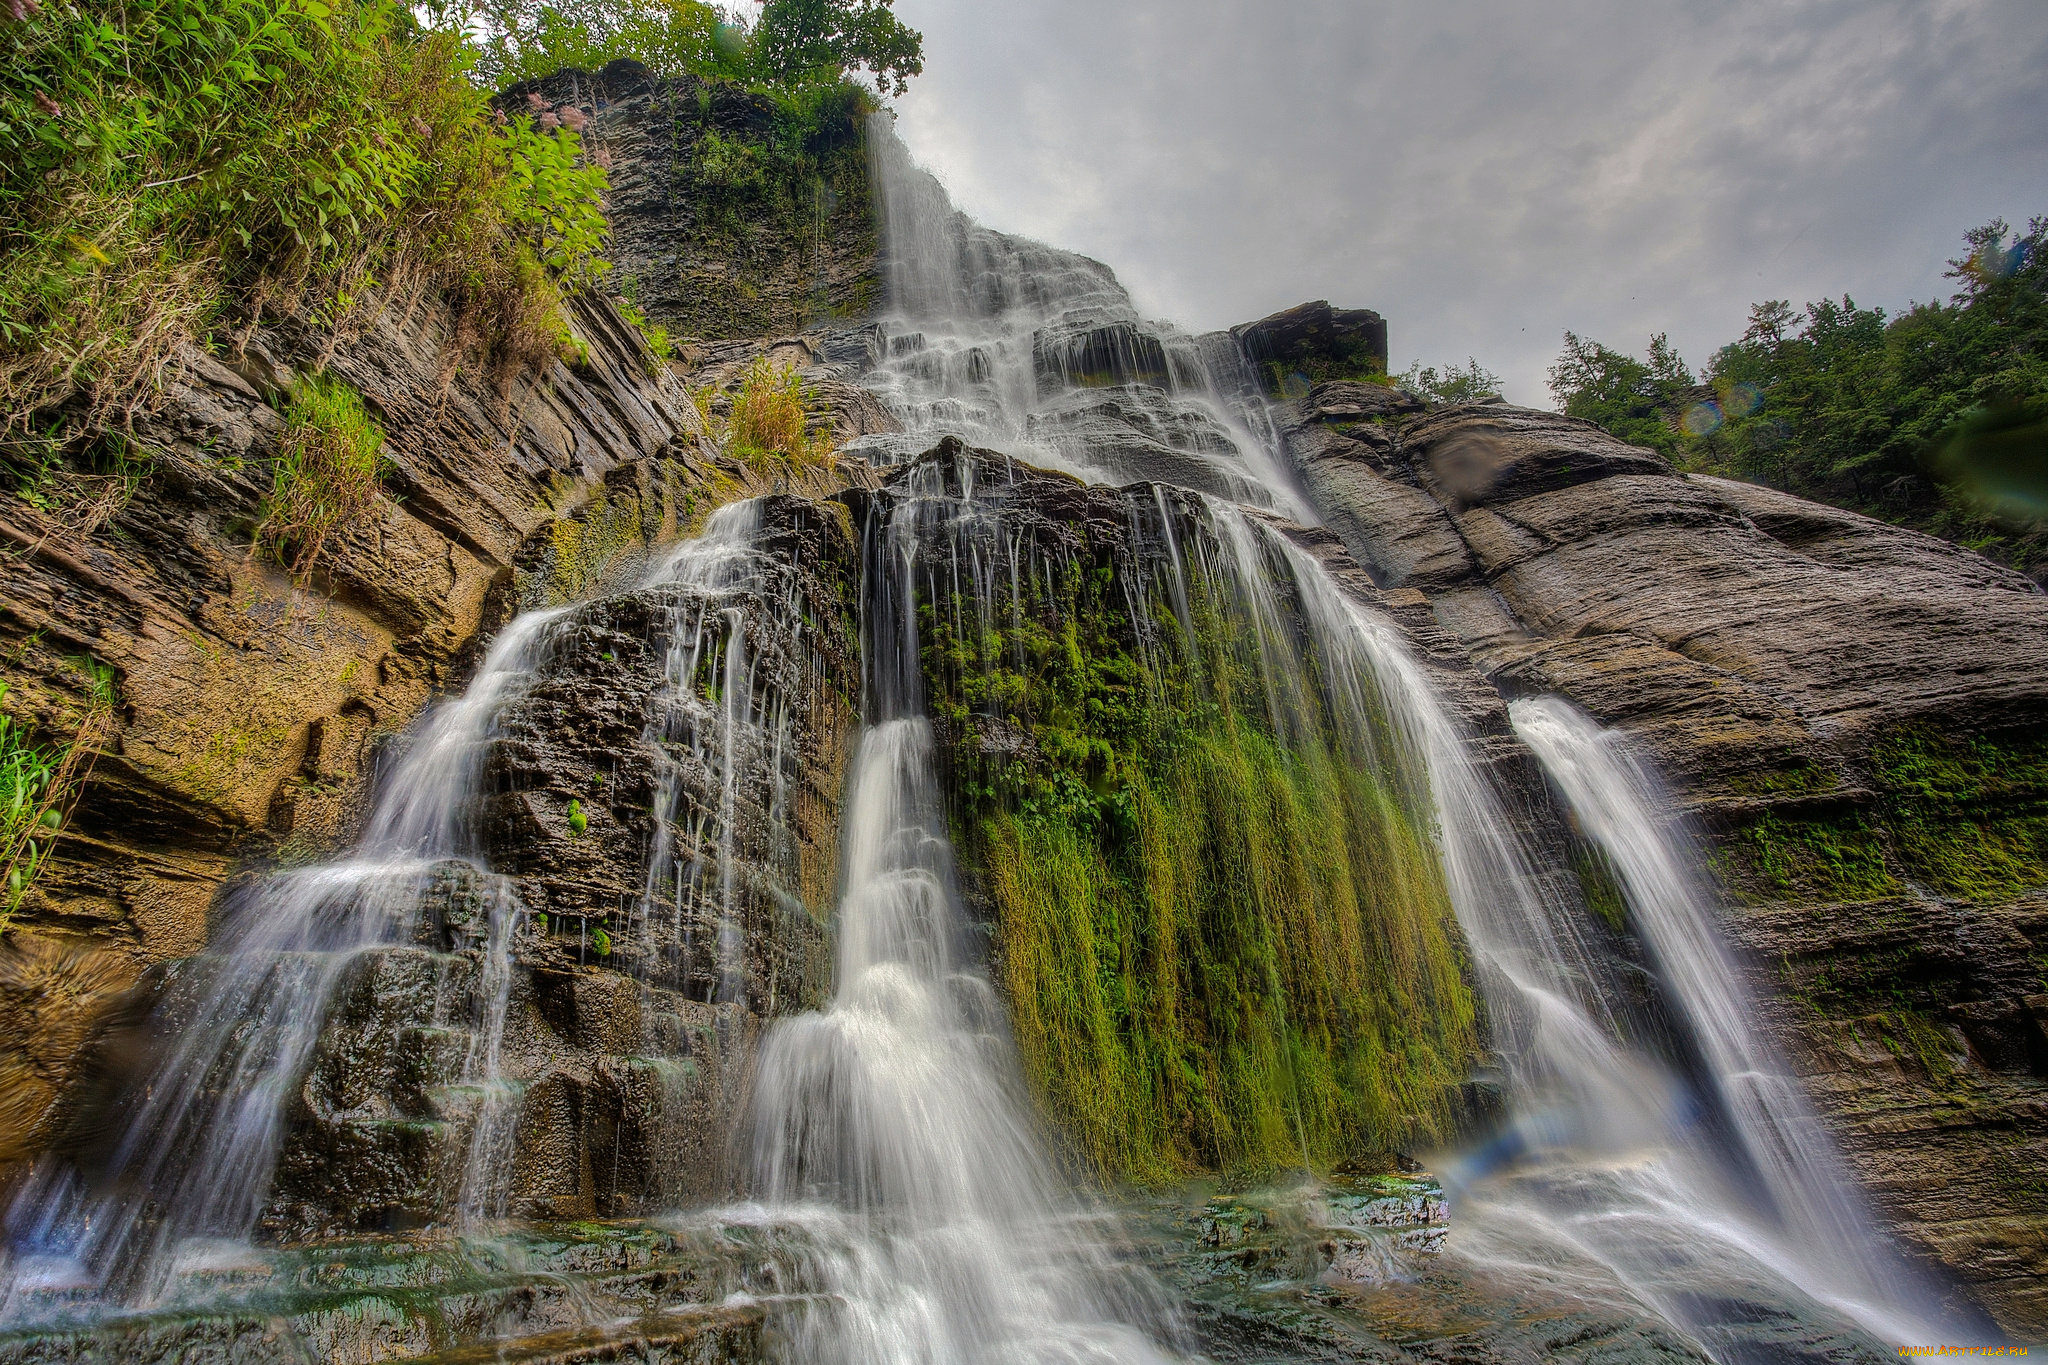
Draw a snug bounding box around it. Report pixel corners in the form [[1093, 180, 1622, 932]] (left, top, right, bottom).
[[1721, 382, 1763, 418], [1682, 401, 1724, 436]]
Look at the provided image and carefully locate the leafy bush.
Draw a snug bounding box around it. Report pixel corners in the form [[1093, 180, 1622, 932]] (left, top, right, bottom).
[[750, 0, 921, 96], [0, 0, 612, 426], [254, 373, 389, 580], [469, 0, 736, 87], [1399, 357, 1503, 405]]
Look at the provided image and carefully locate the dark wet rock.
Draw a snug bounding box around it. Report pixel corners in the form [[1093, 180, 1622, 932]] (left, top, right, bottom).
[[1123, 1174, 1718, 1364], [0, 1225, 767, 1363], [1232, 301, 1391, 397], [248, 494, 863, 1236], [1031, 320, 1172, 393], [1285, 392, 2048, 1337]]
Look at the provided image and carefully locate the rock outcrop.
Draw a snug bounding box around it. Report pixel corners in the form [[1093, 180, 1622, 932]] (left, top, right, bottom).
[[0, 287, 720, 1166], [1232, 300, 1390, 397], [507, 61, 881, 343], [1281, 383, 2048, 1335]]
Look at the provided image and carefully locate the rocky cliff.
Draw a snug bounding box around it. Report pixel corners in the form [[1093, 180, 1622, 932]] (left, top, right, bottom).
[[1281, 381, 2048, 1335], [506, 61, 881, 344]]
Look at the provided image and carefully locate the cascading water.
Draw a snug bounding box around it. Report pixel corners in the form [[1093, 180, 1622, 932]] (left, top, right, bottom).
[[855, 116, 1312, 519], [1499, 697, 1958, 1348], [729, 475, 1181, 1364], [0, 500, 800, 1330], [1173, 509, 1966, 1356], [0, 604, 570, 1316], [838, 125, 1980, 1357]]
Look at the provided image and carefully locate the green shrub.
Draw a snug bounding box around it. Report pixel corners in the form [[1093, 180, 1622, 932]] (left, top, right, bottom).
[[0, 0, 612, 426], [254, 374, 389, 580], [712, 356, 831, 467]]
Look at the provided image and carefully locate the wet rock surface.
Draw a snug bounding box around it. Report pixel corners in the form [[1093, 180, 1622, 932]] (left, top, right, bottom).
[[1231, 302, 1391, 398], [0, 1224, 767, 1364], [254, 493, 863, 1235], [0, 286, 713, 1171], [1122, 1174, 1723, 1364], [1282, 389, 2048, 1336]]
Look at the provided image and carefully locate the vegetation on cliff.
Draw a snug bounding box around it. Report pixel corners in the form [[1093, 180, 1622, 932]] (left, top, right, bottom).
[[0, 0, 613, 428], [1547, 216, 2047, 580], [909, 482, 1479, 1182], [253, 373, 390, 580], [0, 667, 112, 931]]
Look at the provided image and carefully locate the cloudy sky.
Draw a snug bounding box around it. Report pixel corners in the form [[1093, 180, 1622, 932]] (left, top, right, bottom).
[[880, 0, 2047, 407]]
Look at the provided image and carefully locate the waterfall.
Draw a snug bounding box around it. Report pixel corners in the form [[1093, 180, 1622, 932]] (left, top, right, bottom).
[[0, 504, 786, 1324], [0, 606, 567, 1315], [859, 115, 1313, 519], [831, 125, 1984, 1361], [735, 482, 1181, 1364], [1503, 697, 1954, 1347], [1181, 515, 1968, 1354]]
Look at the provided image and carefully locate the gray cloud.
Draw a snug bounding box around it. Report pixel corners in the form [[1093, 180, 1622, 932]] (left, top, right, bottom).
[[883, 0, 2048, 405]]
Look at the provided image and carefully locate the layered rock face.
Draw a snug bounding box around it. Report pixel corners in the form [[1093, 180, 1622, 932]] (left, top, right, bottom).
[[0, 288, 718, 1167], [1281, 383, 2048, 1335]]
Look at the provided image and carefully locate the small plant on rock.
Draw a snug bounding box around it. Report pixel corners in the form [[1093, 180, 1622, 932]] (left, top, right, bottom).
[[0, 663, 116, 931], [722, 356, 832, 468], [254, 375, 390, 582]]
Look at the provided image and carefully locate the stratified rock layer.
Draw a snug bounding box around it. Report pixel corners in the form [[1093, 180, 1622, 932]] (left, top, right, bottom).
[[0, 289, 717, 1169], [1283, 384, 2048, 1336]]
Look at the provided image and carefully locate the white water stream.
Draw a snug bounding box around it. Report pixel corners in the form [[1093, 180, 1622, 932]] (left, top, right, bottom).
[[1500, 698, 1956, 1348], [1, 604, 571, 1314], [731, 490, 1180, 1364]]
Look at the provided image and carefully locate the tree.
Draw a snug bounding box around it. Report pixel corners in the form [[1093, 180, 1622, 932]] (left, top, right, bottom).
[[1553, 216, 2046, 580], [1545, 331, 1697, 458], [749, 0, 922, 95], [1399, 357, 1503, 405], [460, 0, 924, 97], [460, 0, 737, 87]]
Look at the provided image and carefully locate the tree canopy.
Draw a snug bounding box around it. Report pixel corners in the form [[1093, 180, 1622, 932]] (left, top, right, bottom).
[[1400, 357, 1503, 406], [1547, 217, 2047, 580], [465, 0, 923, 96]]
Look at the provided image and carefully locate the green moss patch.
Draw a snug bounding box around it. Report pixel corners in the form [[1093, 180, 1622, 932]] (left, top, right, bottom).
[[915, 499, 1478, 1182], [1868, 725, 2048, 902], [1716, 808, 1899, 905]]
